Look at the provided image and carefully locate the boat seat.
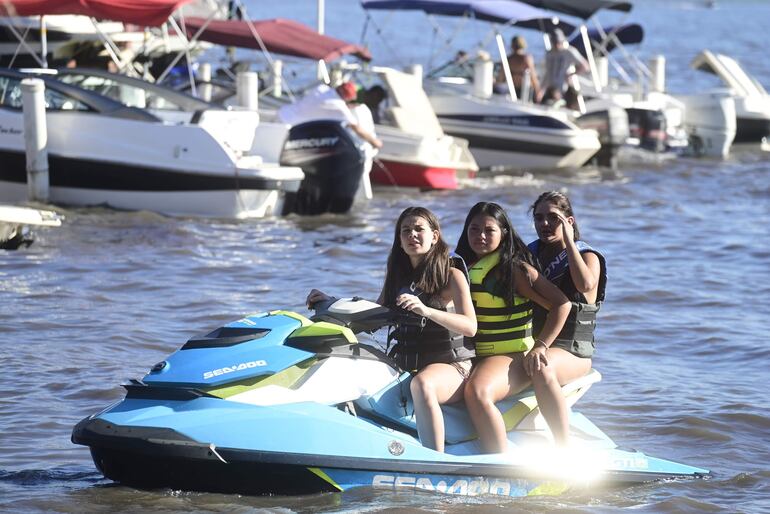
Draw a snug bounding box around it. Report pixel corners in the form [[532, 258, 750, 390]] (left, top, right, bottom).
[[359, 369, 601, 444]]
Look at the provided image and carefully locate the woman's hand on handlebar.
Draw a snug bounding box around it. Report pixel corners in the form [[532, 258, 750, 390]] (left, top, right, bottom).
[[306, 289, 331, 309], [396, 293, 430, 318]]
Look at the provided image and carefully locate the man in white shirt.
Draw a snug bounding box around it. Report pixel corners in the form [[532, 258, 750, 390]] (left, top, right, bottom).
[[542, 29, 589, 95], [278, 82, 382, 150]]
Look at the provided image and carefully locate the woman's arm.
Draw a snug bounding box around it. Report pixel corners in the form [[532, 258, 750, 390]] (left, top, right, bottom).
[[306, 288, 332, 308], [395, 268, 477, 337], [557, 213, 601, 297], [515, 264, 571, 375], [526, 54, 541, 100]]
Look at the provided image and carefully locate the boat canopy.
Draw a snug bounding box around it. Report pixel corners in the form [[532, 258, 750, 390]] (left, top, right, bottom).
[[569, 23, 643, 57], [0, 0, 193, 27], [183, 17, 372, 62], [360, 0, 569, 31], [517, 0, 632, 20]]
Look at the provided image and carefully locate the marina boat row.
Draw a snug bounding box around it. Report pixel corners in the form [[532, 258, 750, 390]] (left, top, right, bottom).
[[2, 0, 768, 220]]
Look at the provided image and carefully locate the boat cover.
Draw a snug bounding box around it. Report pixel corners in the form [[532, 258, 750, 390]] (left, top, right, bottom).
[[361, 0, 566, 30], [0, 0, 193, 27], [183, 17, 372, 62], [517, 0, 632, 19], [569, 23, 643, 58]]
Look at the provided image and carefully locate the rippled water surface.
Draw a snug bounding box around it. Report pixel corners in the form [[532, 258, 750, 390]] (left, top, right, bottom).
[[2, 0, 770, 512]]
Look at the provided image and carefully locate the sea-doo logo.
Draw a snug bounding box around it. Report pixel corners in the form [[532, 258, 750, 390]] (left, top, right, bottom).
[[372, 474, 527, 496], [203, 360, 267, 380], [284, 136, 340, 150]]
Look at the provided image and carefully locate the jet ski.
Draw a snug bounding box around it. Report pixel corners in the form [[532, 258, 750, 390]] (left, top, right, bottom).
[[72, 298, 709, 497]]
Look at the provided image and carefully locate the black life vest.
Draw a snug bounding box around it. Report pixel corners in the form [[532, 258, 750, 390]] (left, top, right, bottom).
[[388, 257, 475, 371], [528, 240, 607, 357]]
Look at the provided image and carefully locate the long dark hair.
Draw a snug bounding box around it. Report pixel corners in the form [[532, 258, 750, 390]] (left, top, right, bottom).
[[381, 207, 451, 307], [455, 202, 535, 307], [530, 191, 581, 241]]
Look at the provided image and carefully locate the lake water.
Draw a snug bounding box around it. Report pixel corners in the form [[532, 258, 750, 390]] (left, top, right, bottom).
[[2, 0, 770, 512]]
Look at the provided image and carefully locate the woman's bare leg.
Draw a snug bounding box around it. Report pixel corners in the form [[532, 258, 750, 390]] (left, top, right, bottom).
[[464, 354, 530, 453], [529, 348, 591, 445], [410, 363, 467, 452]]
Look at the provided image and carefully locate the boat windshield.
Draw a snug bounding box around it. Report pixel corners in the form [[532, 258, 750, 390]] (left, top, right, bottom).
[[0, 76, 91, 111], [57, 74, 185, 111]]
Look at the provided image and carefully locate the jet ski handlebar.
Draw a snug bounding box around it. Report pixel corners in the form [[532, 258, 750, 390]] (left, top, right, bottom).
[[309, 296, 404, 334]]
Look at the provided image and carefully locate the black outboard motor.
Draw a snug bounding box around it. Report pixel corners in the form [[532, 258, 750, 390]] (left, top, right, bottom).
[[575, 106, 629, 169], [279, 120, 365, 215], [627, 107, 667, 153]]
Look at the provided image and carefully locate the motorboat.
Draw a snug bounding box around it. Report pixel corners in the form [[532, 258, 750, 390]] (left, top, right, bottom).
[[0, 1, 204, 70], [181, 16, 478, 190], [691, 49, 770, 145], [72, 297, 709, 497], [361, 0, 603, 171], [428, 79, 602, 170], [0, 68, 304, 218], [50, 67, 368, 215], [355, 66, 479, 190], [0, 204, 61, 249], [0, 15, 123, 67], [565, 21, 736, 159]]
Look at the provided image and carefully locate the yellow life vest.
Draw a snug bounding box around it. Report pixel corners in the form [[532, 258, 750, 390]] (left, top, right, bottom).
[[468, 251, 534, 356]]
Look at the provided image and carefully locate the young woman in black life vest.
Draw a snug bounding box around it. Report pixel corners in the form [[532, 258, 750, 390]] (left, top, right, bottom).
[[306, 207, 477, 452], [455, 202, 571, 453], [527, 191, 606, 446]]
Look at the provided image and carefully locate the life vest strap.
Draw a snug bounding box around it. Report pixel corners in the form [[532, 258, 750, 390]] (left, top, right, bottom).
[[471, 327, 532, 343], [477, 318, 533, 331]]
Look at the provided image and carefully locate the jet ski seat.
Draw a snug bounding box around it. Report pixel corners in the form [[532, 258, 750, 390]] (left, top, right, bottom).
[[358, 368, 601, 444]]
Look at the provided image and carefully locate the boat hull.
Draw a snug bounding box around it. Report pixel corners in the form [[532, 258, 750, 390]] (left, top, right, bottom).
[[371, 159, 459, 190], [436, 116, 600, 170], [0, 158, 291, 219]]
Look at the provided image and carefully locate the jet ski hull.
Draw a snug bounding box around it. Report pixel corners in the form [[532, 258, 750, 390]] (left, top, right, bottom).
[[73, 398, 709, 497]]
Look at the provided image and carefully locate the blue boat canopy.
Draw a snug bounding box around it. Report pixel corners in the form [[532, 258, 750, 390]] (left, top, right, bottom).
[[360, 0, 568, 31], [518, 0, 633, 20]]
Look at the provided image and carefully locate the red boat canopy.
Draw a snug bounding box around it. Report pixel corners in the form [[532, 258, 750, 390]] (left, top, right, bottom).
[[183, 17, 372, 62], [0, 0, 194, 27]]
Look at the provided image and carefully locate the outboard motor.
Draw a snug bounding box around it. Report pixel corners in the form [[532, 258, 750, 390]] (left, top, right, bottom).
[[279, 120, 365, 215], [575, 106, 629, 169], [627, 107, 667, 153]]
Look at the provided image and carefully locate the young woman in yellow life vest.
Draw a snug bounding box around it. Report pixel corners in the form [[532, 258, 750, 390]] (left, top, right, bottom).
[[455, 202, 571, 453], [306, 207, 477, 452]]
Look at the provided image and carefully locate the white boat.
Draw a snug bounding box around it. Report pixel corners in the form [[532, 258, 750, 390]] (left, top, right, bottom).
[[428, 79, 601, 170], [0, 15, 123, 66], [691, 49, 770, 145], [366, 66, 478, 189], [0, 204, 61, 249], [0, 68, 304, 218]]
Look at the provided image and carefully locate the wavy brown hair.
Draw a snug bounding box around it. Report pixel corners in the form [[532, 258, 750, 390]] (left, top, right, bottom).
[[381, 207, 451, 307]]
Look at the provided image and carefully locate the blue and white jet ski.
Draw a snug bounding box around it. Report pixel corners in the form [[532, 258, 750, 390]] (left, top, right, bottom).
[[72, 298, 709, 497]]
